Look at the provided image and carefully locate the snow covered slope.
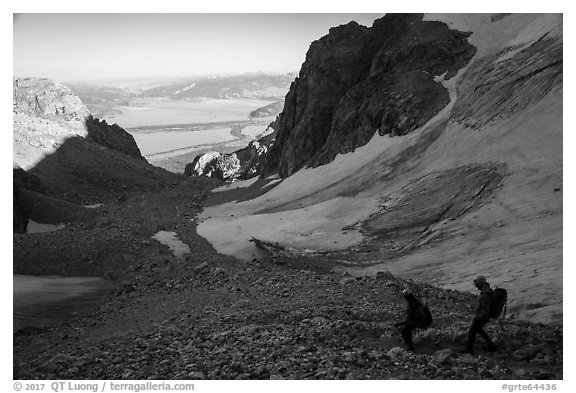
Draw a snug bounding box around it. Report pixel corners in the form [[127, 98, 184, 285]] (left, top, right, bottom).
[[198, 14, 562, 324]]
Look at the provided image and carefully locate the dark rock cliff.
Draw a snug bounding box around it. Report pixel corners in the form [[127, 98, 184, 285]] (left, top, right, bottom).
[[264, 14, 476, 177], [86, 116, 145, 161]]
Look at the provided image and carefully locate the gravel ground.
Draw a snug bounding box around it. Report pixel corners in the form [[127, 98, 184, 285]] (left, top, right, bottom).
[[13, 179, 562, 380]]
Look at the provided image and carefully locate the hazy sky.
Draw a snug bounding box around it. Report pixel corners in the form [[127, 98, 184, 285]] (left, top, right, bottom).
[[13, 13, 383, 82]]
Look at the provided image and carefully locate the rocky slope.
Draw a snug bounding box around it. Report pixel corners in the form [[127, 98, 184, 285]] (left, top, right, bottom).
[[13, 78, 144, 170], [13, 78, 179, 232], [13, 14, 563, 381], [13, 78, 92, 171], [13, 180, 562, 380]]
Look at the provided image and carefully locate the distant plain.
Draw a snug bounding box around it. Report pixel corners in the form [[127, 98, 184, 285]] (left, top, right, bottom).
[[102, 97, 276, 171]]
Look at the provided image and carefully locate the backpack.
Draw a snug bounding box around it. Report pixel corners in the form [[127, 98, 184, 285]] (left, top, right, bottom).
[[415, 304, 433, 328], [490, 287, 508, 319]]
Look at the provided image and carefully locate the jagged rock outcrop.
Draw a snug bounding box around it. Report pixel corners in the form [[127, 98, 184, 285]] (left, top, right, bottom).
[[13, 77, 180, 211], [264, 14, 476, 177], [185, 139, 272, 182], [13, 78, 90, 120], [187, 152, 242, 181], [85, 116, 144, 160], [238, 139, 272, 179], [13, 78, 91, 170], [13, 77, 144, 170], [185, 152, 222, 177], [211, 154, 242, 180], [186, 130, 275, 181]]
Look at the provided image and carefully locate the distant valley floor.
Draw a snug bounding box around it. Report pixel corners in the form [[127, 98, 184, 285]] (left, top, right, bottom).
[[99, 98, 277, 173]]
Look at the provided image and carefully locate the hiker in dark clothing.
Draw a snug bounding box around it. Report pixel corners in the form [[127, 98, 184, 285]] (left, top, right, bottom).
[[398, 289, 431, 352], [464, 275, 496, 355]]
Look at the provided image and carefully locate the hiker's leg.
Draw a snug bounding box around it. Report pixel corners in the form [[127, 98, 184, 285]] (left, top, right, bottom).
[[478, 327, 493, 344], [401, 324, 415, 351], [477, 322, 496, 349], [466, 319, 482, 354]]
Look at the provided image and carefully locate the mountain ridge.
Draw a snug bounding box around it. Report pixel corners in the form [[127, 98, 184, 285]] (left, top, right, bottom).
[[66, 73, 295, 118]]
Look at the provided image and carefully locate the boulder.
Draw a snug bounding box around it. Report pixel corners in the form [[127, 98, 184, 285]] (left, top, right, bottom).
[[184, 152, 221, 177], [185, 137, 273, 181], [212, 153, 241, 180]]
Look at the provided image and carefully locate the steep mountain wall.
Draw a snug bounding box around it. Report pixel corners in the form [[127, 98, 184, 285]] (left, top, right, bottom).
[[264, 14, 476, 177]]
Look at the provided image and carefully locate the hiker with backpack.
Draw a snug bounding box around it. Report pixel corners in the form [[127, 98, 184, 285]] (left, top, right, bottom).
[[463, 275, 507, 355], [396, 289, 432, 352]]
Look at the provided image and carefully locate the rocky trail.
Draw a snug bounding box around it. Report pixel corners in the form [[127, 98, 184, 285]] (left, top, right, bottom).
[[13, 179, 562, 380]]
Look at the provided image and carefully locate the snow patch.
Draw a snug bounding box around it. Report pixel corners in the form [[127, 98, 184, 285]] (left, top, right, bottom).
[[26, 220, 66, 234], [152, 231, 191, 258]]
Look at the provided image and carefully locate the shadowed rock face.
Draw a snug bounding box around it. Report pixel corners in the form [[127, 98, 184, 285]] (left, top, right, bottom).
[[85, 116, 144, 161], [13, 78, 180, 230], [13, 168, 47, 233], [264, 14, 476, 177], [13, 187, 28, 234]]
